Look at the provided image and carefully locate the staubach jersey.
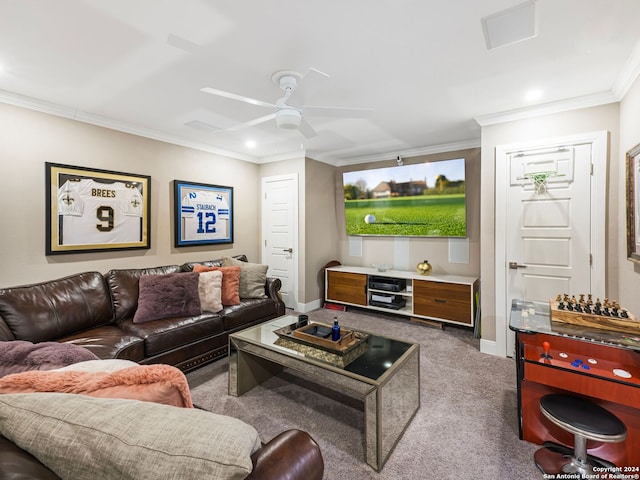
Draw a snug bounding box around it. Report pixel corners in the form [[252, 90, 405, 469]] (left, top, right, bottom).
[[57, 179, 144, 245], [180, 190, 230, 241]]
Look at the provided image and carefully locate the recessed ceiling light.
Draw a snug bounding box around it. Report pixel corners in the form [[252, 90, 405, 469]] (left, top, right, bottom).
[[525, 89, 543, 101], [245, 140, 256, 149]]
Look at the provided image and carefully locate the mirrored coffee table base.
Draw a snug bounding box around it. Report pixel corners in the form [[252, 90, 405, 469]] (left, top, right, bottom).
[[229, 315, 420, 471]]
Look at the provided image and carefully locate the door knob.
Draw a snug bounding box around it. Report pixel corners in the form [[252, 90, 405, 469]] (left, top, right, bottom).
[[508, 261, 527, 269], [283, 248, 293, 253]]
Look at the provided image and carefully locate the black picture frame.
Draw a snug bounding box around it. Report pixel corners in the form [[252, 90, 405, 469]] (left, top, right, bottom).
[[45, 162, 151, 255], [173, 180, 234, 247]]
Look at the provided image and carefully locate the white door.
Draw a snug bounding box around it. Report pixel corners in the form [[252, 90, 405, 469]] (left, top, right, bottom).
[[495, 132, 607, 358], [261, 174, 298, 310]]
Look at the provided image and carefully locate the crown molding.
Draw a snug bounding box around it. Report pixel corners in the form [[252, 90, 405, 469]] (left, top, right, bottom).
[[474, 90, 618, 127], [474, 38, 640, 128], [612, 37, 640, 99], [0, 90, 257, 163], [0, 89, 77, 118], [331, 139, 481, 167], [257, 150, 306, 164]]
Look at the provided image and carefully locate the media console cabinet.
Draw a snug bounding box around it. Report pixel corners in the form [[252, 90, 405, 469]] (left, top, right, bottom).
[[325, 265, 479, 327]]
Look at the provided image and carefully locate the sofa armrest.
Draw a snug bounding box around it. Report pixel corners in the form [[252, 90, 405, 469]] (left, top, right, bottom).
[[0, 436, 61, 480], [247, 429, 324, 480], [265, 277, 286, 316]]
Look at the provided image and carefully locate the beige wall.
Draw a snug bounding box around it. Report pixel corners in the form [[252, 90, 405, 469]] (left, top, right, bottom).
[[334, 148, 481, 279], [305, 158, 339, 305], [619, 75, 640, 315], [480, 103, 621, 342], [0, 103, 261, 288]]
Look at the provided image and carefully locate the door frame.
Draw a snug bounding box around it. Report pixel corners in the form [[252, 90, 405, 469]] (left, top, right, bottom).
[[261, 173, 299, 310], [494, 130, 608, 357]]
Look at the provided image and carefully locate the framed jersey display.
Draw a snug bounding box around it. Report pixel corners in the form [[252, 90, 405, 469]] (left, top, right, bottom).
[[173, 180, 233, 247], [46, 163, 151, 255]]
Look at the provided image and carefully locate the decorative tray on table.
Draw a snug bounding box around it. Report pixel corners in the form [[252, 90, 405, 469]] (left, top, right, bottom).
[[273, 322, 368, 368]]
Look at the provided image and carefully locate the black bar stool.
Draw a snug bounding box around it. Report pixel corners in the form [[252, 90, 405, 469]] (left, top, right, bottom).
[[534, 394, 627, 477]]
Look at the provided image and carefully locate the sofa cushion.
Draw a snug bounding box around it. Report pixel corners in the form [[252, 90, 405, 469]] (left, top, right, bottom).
[[222, 298, 279, 331], [117, 314, 224, 357], [0, 364, 193, 408], [0, 393, 261, 480], [105, 265, 182, 322], [0, 272, 114, 343], [193, 264, 241, 305], [222, 257, 268, 299], [0, 340, 99, 378], [133, 272, 201, 323], [198, 270, 223, 312], [58, 326, 145, 362]]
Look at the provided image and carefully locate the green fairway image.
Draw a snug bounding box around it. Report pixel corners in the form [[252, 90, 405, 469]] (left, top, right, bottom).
[[342, 158, 467, 237], [344, 195, 466, 236]]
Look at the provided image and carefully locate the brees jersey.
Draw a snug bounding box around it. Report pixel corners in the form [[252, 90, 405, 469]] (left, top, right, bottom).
[[180, 190, 230, 241], [57, 179, 143, 245]]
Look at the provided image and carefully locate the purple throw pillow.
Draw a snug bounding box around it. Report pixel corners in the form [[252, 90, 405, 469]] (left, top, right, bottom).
[[133, 272, 202, 323]]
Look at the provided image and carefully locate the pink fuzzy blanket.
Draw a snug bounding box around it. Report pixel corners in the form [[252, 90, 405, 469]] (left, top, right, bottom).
[[0, 364, 193, 408]]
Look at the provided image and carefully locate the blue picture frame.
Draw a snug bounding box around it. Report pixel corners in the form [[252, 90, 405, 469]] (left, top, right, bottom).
[[174, 180, 234, 247]]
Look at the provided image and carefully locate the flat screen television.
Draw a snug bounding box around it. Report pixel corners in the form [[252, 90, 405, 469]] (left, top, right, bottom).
[[342, 158, 466, 237]]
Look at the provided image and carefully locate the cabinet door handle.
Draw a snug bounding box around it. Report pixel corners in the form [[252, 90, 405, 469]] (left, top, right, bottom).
[[435, 299, 446, 303]]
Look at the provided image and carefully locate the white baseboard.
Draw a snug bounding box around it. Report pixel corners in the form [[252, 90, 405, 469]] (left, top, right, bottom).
[[296, 299, 322, 313], [480, 339, 502, 357]]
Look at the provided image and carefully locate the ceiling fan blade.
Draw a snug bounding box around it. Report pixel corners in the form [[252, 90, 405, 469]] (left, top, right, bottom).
[[303, 105, 374, 119], [287, 68, 330, 107], [201, 87, 276, 109], [298, 117, 318, 138], [225, 113, 276, 131]]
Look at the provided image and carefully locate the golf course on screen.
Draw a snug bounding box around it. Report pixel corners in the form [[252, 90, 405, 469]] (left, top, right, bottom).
[[342, 158, 467, 237], [344, 195, 466, 237]]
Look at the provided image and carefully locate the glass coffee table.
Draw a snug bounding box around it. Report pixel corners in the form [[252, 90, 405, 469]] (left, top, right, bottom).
[[228, 315, 420, 471]]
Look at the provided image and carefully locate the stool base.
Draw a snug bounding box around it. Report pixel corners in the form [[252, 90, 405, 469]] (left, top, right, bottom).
[[535, 442, 616, 477]]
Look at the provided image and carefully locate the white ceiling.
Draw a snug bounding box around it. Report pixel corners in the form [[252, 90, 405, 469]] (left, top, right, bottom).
[[1, 0, 639, 165]]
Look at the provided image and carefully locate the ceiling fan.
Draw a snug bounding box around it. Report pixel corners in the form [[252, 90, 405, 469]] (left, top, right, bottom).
[[200, 68, 372, 138]]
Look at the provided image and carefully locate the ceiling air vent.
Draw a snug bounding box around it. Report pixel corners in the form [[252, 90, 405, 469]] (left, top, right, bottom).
[[482, 0, 537, 50]]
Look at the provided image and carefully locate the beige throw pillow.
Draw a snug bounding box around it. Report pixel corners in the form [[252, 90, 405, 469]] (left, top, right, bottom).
[[193, 265, 241, 305], [221, 256, 268, 299], [198, 270, 223, 312], [54, 359, 139, 373], [0, 393, 261, 480]]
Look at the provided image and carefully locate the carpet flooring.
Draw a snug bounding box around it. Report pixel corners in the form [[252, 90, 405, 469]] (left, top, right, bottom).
[[186, 308, 543, 479]]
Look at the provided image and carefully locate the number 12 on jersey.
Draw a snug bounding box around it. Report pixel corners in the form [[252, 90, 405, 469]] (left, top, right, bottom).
[[197, 211, 217, 234]]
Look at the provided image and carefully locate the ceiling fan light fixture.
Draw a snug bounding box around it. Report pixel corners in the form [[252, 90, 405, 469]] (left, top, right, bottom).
[[276, 107, 302, 130]]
